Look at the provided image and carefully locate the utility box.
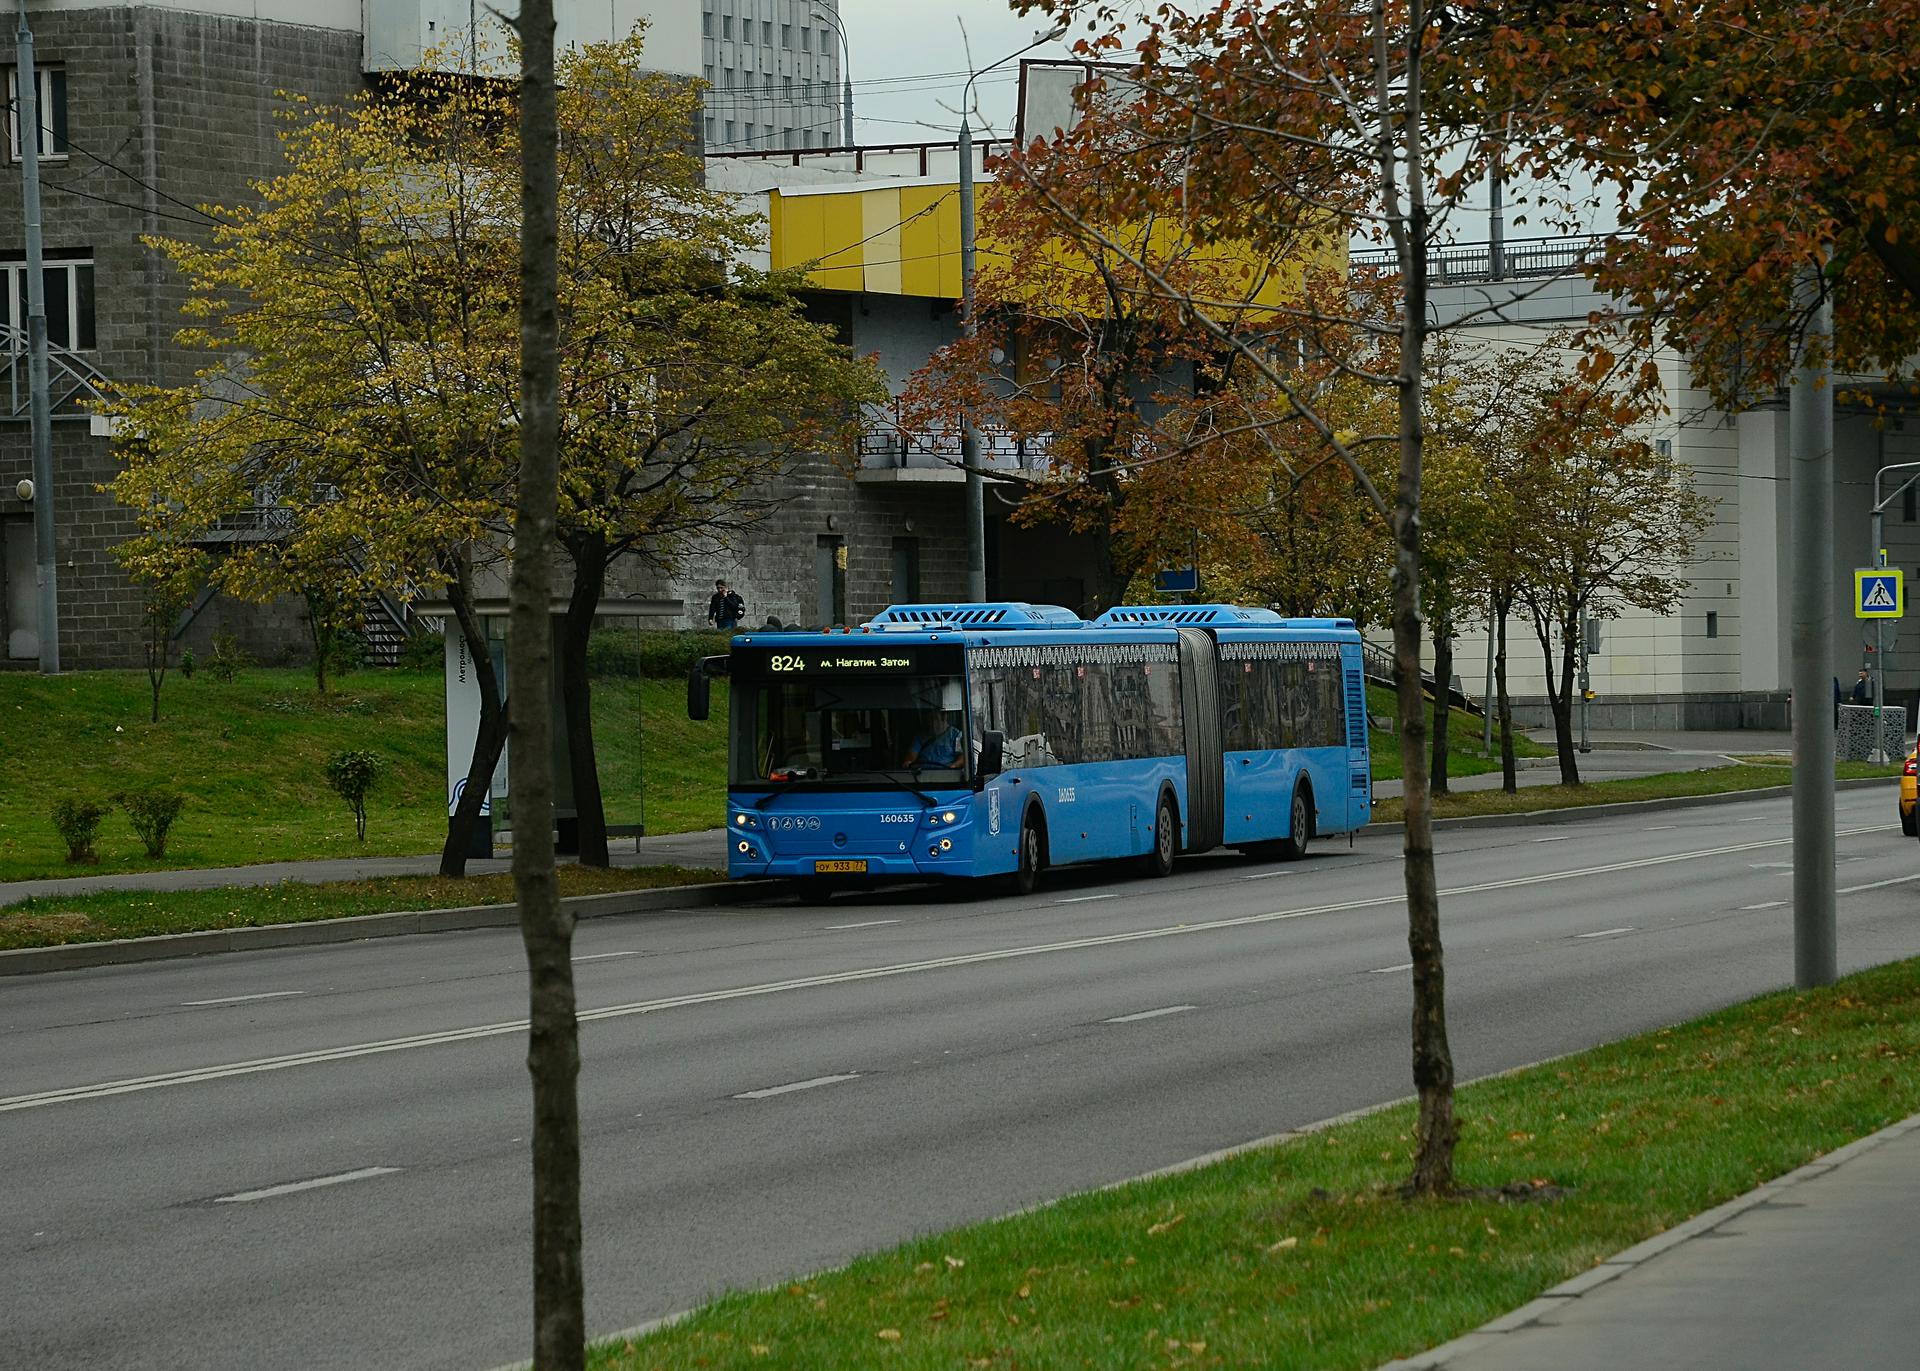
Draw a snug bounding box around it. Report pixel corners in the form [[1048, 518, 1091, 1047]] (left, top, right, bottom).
[[1837, 704, 1906, 761]]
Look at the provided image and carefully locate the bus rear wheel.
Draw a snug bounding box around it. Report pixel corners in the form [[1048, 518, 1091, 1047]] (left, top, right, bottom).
[[1010, 813, 1046, 896], [1143, 793, 1177, 877], [1277, 783, 1313, 861]]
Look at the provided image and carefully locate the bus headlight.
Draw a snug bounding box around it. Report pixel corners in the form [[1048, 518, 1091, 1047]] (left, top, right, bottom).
[[941, 810, 957, 824], [734, 813, 757, 829]]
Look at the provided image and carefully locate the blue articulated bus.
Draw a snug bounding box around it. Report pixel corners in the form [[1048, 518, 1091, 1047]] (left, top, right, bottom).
[[687, 602, 1371, 893]]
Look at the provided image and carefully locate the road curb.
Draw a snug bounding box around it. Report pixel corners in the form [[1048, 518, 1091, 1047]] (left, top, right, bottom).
[[1, 775, 1893, 976], [0, 881, 744, 978], [1374, 775, 1885, 834], [1376, 1110, 1920, 1369]]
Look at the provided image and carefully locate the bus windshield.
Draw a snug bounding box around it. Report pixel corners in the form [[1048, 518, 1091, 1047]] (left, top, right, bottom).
[[738, 674, 971, 787]]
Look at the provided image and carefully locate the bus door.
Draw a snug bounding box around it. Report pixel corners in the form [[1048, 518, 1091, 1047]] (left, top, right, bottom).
[[1176, 628, 1224, 852]]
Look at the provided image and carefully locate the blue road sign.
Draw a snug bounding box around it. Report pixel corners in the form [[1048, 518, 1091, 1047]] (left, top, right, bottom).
[[1153, 566, 1198, 594], [1855, 568, 1903, 619]]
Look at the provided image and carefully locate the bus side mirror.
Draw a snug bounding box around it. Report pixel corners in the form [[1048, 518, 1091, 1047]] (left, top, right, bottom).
[[977, 729, 1004, 783], [687, 665, 710, 721], [687, 654, 728, 721]]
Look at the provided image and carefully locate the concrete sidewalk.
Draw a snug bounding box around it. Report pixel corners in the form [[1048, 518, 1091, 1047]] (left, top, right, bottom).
[[1383, 1113, 1920, 1370], [1370, 727, 1786, 799]]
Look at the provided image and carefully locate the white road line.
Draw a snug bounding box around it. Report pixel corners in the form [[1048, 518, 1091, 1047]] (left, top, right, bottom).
[[1053, 893, 1119, 904], [733, 1074, 860, 1100], [181, 991, 306, 1007], [823, 919, 903, 930], [1531, 835, 1571, 843], [1240, 870, 1290, 880], [1837, 872, 1920, 896], [5, 823, 1890, 1115], [571, 951, 643, 962], [1368, 962, 1415, 974], [1741, 901, 1787, 911], [1643, 825, 1677, 831], [1575, 927, 1634, 939], [1104, 1005, 1196, 1023], [1750, 862, 1794, 869], [1738, 816, 1774, 823], [212, 1166, 399, 1204]]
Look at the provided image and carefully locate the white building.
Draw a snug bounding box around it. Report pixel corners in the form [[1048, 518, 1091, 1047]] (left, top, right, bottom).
[[700, 0, 847, 152]]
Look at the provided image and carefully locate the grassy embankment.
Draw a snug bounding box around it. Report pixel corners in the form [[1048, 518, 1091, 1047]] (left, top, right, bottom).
[[0, 667, 731, 883], [593, 956, 1920, 1370], [1363, 684, 1552, 782]]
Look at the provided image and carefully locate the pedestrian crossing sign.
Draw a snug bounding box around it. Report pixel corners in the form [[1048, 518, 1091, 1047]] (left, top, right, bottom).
[[1855, 568, 1903, 619]]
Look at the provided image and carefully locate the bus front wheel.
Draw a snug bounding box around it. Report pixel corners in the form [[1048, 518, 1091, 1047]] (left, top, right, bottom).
[[1010, 813, 1047, 896], [1143, 792, 1177, 877], [1278, 782, 1313, 861]]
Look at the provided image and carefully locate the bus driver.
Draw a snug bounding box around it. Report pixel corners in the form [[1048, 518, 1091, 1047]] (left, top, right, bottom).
[[902, 708, 964, 768]]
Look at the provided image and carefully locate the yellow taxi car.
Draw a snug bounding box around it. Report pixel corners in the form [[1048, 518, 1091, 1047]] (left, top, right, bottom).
[[1903, 749, 1918, 836]]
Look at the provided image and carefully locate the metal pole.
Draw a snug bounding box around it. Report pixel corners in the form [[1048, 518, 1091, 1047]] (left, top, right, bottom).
[[1578, 604, 1591, 753], [1481, 596, 1496, 753], [1870, 506, 1886, 763], [811, 8, 854, 148], [16, 6, 57, 674], [958, 118, 985, 601], [1789, 256, 1836, 989]]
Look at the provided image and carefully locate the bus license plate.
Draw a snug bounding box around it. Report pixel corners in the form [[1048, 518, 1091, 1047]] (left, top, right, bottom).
[[813, 859, 868, 874]]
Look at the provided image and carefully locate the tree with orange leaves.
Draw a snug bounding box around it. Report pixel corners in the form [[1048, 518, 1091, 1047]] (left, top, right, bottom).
[[1471, 0, 1920, 403], [896, 105, 1347, 611], [1004, 0, 1625, 1194]]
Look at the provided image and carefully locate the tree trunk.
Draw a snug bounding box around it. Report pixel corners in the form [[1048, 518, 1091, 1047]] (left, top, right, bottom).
[[1554, 615, 1581, 785], [515, 3, 585, 1367], [1429, 615, 1452, 795], [304, 589, 330, 696], [439, 570, 509, 879], [560, 532, 610, 869], [1393, 247, 1456, 1198], [1495, 602, 1516, 793]]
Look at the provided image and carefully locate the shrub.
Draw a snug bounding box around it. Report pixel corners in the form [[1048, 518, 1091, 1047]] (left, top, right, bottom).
[[207, 631, 249, 683], [180, 647, 196, 679], [118, 787, 186, 859], [585, 628, 737, 679], [396, 628, 445, 672], [51, 797, 112, 865], [325, 749, 385, 842]]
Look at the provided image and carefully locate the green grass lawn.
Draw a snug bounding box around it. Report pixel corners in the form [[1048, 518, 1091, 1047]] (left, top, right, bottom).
[[1365, 684, 1550, 782], [0, 863, 723, 951], [0, 668, 730, 882], [596, 956, 1920, 1371]]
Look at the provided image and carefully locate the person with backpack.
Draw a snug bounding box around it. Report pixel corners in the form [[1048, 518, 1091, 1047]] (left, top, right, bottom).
[[707, 579, 745, 631]]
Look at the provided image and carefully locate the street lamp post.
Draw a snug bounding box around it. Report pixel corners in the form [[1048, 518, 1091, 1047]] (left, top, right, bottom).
[[958, 26, 1063, 602], [16, 2, 58, 673], [809, 7, 853, 147], [1867, 459, 1920, 763]]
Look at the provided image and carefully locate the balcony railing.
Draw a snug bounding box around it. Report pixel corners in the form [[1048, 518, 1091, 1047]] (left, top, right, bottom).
[[858, 423, 1054, 476], [1348, 235, 1611, 285], [1, 326, 112, 422]]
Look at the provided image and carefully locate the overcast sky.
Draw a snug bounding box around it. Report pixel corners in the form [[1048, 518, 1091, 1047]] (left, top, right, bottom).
[[832, 1, 1086, 144]]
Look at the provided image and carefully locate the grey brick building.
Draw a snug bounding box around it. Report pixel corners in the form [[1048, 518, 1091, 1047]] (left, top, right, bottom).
[[0, 0, 703, 670]]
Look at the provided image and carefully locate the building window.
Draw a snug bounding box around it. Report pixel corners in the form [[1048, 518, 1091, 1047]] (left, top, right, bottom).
[[1904, 484, 1916, 523], [782, 22, 792, 46], [800, 27, 811, 51], [4, 254, 95, 351], [7, 66, 68, 162], [705, 117, 716, 146], [722, 15, 734, 39], [724, 119, 735, 144], [1705, 611, 1718, 639], [762, 20, 773, 44], [815, 535, 847, 626], [701, 12, 713, 37]]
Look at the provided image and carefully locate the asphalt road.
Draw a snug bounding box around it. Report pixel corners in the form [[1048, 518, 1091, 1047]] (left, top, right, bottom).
[[5, 787, 1918, 1371]]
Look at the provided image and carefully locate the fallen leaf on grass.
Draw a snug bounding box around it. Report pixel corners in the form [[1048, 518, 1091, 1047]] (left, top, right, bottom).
[[944, 1254, 965, 1269], [877, 1328, 902, 1342], [1266, 1236, 1299, 1253], [1147, 1213, 1186, 1236]]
